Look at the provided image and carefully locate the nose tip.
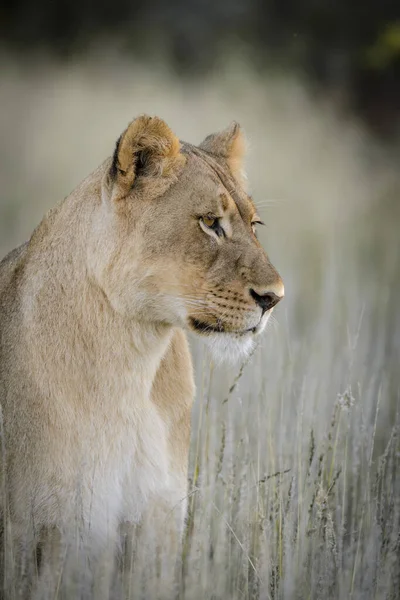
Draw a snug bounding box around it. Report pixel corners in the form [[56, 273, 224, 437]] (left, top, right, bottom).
[[250, 286, 284, 314]]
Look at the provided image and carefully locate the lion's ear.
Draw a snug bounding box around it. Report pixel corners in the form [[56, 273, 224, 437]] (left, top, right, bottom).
[[107, 115, 185, 201], [199, 122, 246, 185]]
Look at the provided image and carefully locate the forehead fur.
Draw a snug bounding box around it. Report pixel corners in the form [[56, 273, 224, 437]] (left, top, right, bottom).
[[180, 142, 255, 219]]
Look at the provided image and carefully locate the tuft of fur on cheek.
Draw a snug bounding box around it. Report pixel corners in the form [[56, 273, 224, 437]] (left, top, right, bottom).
[[203, 333, 255, 365]]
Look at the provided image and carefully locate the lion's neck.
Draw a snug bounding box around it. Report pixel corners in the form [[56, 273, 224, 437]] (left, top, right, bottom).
[[22, 177, 176, 410], [25, 255, 173, 411]]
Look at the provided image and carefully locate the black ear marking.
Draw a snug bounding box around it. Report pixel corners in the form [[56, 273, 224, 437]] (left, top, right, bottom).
[[107, 115, 185, 202], [110, 135, 122, 180], [111, 138, 149, 182], [134, 149, 150, 176]]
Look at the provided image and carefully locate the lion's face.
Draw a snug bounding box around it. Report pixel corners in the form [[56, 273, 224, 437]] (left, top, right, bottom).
[[96, 116, 283, 361]]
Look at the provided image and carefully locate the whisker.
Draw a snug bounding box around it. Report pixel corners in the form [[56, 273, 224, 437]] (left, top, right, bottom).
[[255, 198, 286, 207]]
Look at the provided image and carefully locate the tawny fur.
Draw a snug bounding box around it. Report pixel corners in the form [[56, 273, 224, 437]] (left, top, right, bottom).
[[0, 116, 283, 590], [199, 121, 247, 186]]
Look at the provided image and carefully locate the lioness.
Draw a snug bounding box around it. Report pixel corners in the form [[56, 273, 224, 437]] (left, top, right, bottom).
[[0, 116, 283, 586]]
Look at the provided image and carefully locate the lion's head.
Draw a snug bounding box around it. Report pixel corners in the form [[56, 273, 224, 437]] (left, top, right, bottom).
[[90, 115, 284, 361]]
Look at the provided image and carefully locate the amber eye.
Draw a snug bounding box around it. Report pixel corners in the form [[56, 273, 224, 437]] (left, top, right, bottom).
[[200, 214, 225, 238], [202, 214, 217, 228]]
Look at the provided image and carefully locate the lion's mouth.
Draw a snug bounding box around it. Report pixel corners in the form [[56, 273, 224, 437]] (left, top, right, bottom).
[[189, 317, 257, 336]]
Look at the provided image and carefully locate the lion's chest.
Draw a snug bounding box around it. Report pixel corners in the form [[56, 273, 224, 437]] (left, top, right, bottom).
[[75, 398, 172, 541]]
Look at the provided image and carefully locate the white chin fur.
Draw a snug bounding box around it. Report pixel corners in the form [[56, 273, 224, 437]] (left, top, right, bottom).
[[203, 333, 256, 365]]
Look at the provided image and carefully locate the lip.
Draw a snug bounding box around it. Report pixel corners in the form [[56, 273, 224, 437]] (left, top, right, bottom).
[[189, 317, 225, 334], [189, 317, 258, 336]]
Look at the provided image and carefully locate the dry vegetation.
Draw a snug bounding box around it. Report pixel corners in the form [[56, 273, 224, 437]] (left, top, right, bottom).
[[0, 55, 399, 599]]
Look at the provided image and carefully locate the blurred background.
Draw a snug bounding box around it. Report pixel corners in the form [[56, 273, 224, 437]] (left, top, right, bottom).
[[2, 0, 400, 132], [1, 1, 400, 597]]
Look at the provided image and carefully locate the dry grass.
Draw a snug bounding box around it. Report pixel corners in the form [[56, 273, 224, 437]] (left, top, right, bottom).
[[0, 53, 399, 599]]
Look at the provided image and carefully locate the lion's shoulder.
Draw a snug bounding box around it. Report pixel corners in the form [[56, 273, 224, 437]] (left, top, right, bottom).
[[0, 242, 28, 303]]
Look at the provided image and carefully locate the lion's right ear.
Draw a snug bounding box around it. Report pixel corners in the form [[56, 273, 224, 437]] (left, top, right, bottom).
[[104, 115, 185, 202], [199, 122, 246, 186]]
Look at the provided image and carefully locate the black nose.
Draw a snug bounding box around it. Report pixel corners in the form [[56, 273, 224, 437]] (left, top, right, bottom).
[[250, 289, 282, 314]]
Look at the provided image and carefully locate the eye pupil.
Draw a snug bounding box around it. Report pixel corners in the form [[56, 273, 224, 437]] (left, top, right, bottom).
[[203, 215, 216, 228], [200, 214, 225, 238]]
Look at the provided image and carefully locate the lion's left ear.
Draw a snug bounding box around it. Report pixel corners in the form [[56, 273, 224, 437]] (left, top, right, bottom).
[[106, 115, 186, 202], [199, 122, 246, 186]]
